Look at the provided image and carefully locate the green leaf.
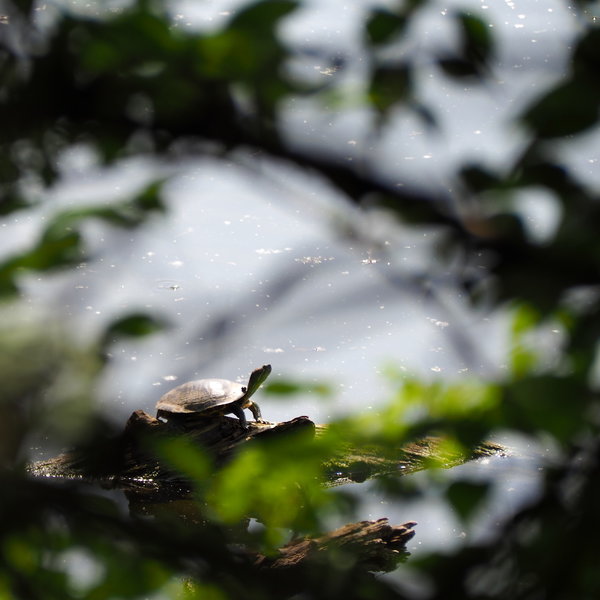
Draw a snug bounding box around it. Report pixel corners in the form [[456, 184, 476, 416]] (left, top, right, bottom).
[[510, 346, 538, 379], [265, 379, 333, 398], [511, 304, 541, 338], [207, 429, 333, 548], [154, 436, 212, 485]]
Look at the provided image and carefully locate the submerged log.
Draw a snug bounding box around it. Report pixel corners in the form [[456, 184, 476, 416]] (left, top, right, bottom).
[[254, 518, 416, 573]]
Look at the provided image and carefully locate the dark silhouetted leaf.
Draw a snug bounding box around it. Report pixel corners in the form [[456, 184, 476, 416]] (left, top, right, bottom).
[[438, 57, 479, 79], [460, 165, 502, 193], [104, 313, 168, 340], [133, 180, 165, 212], [366, 10, 406, 45], [228, 0, 297, 34], [504, 375, 588, 442], [0, 190, 30, 217], [438, 13, 493, 79], [446, 480, 490, 522], [0, 227, 84, 297], [458, 12, 493, 68], [412, 103, 439, 130], [573, 28, 600, 79], [522, 78, 599, 138], [369, 63, 412, 113]]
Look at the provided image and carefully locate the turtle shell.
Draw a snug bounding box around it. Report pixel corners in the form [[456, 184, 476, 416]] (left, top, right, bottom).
[[156, 378, 247, 414]]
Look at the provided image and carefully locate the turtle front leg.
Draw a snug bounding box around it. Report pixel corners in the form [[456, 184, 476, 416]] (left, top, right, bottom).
[[248, 401, 266, 423], [229, 404, 249, 429]]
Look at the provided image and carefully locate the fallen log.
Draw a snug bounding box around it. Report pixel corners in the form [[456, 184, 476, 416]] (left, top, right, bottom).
[[28, 409, 506, 487], [28, 410, 505, 487]]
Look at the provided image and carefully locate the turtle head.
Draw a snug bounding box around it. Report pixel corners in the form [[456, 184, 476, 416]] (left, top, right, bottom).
[[244, 364, 272, 398]]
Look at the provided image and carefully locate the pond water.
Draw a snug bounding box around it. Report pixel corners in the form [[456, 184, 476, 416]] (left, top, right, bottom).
[[13, 0, 588, 424], [4, 0, 598, 570]]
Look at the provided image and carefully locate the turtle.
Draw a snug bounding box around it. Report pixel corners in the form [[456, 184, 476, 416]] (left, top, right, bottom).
[[156, 364, 271, 429]]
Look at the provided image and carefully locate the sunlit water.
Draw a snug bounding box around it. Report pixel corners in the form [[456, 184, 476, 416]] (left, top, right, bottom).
[[5, 0, 597, 566]]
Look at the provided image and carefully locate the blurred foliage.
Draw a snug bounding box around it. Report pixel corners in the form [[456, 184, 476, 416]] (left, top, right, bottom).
[[1, 0, 600, 598], [205, 426, 343, 550], [438, 12, 494, 78], [0, 180, 165, 296], [100, 311, 169, 354], [0, 306, 103, 465], [264, 378, 333, 399]]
